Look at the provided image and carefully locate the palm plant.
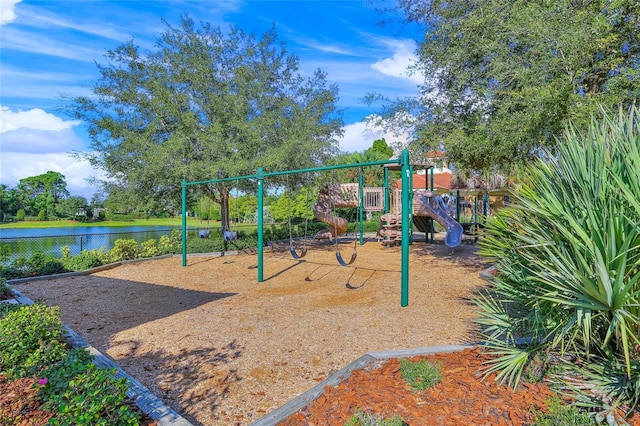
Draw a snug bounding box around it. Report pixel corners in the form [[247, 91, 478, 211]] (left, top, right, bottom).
[[476, 106, 640, 416]]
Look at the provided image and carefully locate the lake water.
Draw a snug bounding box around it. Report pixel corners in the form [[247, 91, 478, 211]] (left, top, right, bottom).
[[0, 225, 202, 260]]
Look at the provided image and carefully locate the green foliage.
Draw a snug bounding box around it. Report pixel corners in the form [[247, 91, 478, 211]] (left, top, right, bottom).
[[62, 247, 109, 271], [476, 107, 640, 408], [108, 239, 140, 262], [345, 409, 407, 426], [42, 362, 140, 425], [38, 260, 69, 276], [28, 251, 46, 270], [388, 0, 639, 173], [0, 277, 12, 300], [38, 209, 46, 221], [158, 230, 181, 254], [531, 395, 594, 426], [399, 358, 443, 392], [0, 304, 68, 379], [0, 243, 9, 264], [72, 17, 343, 231], [16, 209, 25, 221], [139, 239, 160, 258], [0, 305, 140, 425]]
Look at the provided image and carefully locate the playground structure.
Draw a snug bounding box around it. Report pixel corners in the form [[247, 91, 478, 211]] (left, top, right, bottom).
[[180, 150, 488, 306]]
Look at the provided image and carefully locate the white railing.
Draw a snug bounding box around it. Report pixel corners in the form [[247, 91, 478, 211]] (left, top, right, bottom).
[[363, 187, 384, 211]]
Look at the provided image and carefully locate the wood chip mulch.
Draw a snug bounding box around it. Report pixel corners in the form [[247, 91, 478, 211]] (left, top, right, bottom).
[[280, 347, 554, 426]]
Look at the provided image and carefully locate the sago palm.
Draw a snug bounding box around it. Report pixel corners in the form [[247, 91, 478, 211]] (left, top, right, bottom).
[[476, 106, 640, 413]]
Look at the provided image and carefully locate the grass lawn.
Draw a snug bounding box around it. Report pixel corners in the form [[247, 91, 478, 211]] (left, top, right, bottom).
[[0, 217, 204, 229]]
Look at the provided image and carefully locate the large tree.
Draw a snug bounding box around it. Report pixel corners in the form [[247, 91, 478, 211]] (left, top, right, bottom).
[[71, 17, 343, 232], [16, 171, 69, 217], [384, 0, 639, 172]]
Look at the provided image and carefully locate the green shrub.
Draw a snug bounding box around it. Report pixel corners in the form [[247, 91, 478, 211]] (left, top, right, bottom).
[[28, 251, 47, 271], [16, 209, 25, 221], [40, 349, 140, 425], [38, 209, 46, 221], [109, 239, 140, 262], [158, 231, 181, 254], [0, 277, 12, 300], [140, 239, 160, 258], [0, 265, 24, 279], [345, 409, 407, 426], [38, 260, 69, 276], [531, 395, 594, 426], [0, 243, 10, 264], [0, 304, 68, 378], [62, 247, 109, 271], [399, 358, 443, 391], [476, 107, 640, 408]]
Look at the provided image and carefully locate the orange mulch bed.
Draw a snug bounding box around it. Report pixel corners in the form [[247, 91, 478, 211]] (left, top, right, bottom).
[[280, 347, 554, 426], [0, 375, 54, 426]]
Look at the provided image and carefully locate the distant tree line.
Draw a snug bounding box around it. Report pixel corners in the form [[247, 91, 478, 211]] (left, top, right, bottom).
[[0, 139, 395, 224], [0, 171, 97, 222]]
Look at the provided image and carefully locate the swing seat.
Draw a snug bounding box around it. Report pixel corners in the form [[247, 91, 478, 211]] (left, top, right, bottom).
[[289, 245, 307, 260], [336, 250, 357, 266], [198, 229, 210, 239], [224, 231, 237, 241]]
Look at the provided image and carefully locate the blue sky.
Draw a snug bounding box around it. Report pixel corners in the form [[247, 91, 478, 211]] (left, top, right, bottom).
[[0, 0, 422, 199]]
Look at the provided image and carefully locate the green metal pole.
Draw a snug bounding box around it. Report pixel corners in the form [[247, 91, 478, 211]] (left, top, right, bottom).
[[456, 189, 461, 221], [483, 192, 488, 222], [383, 167, 389, 214], [401, 149, 410, 307], [409, 165, 414, 245], [257, 168, 264, 282], [359, 171, 364, 245], [181, 180, 187, 267], [430, 167, 434, 191]]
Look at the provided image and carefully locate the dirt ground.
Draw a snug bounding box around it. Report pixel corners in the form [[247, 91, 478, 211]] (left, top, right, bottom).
[[13, 233, 489, 426]]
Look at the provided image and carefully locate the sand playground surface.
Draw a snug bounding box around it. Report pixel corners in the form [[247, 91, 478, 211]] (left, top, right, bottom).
[[14, 234, 488, 426]]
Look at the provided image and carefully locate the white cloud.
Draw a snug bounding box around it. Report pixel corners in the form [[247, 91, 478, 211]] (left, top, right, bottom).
[[0, 106, 99, 198], [0, 0, 21, 25], [0, 152, 101, 199], [337, 118, 413, 154], [1, 27, 104, 61], [0, 105, 81, 134], [371, 38, 423, 85]]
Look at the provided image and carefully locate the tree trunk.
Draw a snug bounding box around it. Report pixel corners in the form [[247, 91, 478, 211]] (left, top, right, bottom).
[[203, 185, 230, 235], [219, 188, 230, 234]]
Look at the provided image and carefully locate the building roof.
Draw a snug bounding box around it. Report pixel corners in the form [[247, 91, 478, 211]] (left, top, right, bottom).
[[396, 171, 454, 190]]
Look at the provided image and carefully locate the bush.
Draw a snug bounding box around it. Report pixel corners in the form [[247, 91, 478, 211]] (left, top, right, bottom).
[[139, 239, 160, 258], [531, 395, 594, 426], [345, 409, 407, 426], [476, 107, 640, 411], [16, 209, 25, 221], [0, 304, 68, 379], [38, 260, 69, 276], [399, 358, 443, 391], [41, 353, 140, 425], [109, 239, 140, 262], [0, 277, 12, 300], [158, 230, 181, 254], [0, 306, 141, 425], [38, 209, 47, 221]]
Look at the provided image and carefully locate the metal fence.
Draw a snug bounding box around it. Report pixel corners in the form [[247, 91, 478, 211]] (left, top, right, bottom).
[[0, 228, 180, 263]]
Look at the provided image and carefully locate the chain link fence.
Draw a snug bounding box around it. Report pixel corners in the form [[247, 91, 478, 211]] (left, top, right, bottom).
[[0, 228, 182, 264]]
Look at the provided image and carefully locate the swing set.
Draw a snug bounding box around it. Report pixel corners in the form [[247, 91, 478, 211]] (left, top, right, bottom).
[[181, 149, 414, 306], [285, 174, 359, 266]]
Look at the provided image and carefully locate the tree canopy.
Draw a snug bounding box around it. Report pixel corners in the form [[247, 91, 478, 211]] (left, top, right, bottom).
[[387, 0, 639, 172], [71, 17, 343, 232]]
